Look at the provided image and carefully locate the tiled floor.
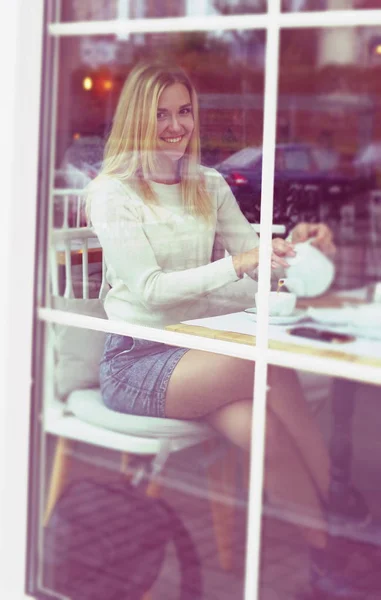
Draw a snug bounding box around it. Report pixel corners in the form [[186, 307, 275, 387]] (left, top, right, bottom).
[[150, 461, 381, 600]]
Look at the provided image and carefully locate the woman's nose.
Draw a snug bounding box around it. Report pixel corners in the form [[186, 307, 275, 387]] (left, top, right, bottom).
[[168, 114, 181, 132]]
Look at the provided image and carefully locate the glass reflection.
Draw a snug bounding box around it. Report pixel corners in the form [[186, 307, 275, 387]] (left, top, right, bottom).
[[54, 30, 266, 216], [45, 29, 269, 600], [39, 22, 381, 600], [59, 0, 267, 22], [282, 0, 379, 11], [277, 26, 381, 289]]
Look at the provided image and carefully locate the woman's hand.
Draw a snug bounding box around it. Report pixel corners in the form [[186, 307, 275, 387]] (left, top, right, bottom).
[[271, 237, 296, 269], [233, 238, 295, 278], [291, 222, 336, 257]]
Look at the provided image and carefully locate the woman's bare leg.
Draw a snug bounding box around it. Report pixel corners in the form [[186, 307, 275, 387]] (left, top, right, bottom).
[[166, 351, 329, 498], [165, 350, 256, 420], [266, 365, 330, 500], [207, 400, 326, 548], [165, 350, 327, 547]]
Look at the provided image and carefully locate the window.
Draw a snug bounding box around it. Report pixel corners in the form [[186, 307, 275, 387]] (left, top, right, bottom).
[[17, 2, 381, 600], [282, 147, 313, 171]]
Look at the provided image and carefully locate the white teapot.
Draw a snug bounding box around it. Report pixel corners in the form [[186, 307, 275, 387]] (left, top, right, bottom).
[[282, 239, 335, 297]]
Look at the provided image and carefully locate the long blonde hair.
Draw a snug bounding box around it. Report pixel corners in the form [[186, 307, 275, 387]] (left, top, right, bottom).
[[94, 62, 211, 218]]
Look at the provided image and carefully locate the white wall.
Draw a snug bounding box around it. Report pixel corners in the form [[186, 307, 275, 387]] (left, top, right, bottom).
[[0, 0, 43, 597]]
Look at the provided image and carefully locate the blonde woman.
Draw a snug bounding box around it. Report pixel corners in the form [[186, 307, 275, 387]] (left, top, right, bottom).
[[88, 63, 364, 598]]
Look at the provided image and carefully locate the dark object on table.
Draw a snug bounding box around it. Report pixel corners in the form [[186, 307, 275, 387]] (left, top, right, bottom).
[[287, 326, 355, 344], [43, 479, 202, 600]]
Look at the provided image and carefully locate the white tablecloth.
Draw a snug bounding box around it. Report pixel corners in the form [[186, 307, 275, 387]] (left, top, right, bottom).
[[184, 308, 381, 361]]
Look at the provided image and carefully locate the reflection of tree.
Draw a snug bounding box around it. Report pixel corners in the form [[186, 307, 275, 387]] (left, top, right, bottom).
[[281, 0, 327, 9], [355, 0, 381, 7], [213, 0, 266, 13], [72, 0, 117, 20]]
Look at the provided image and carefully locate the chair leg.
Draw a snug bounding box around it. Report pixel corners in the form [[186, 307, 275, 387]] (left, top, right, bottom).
[[120, 451, 130, 476], [141, 476, 161, 600], [204, 440, 237, 571], [120, 453, 161, 499], [44, 437, 72, 526], [146, 478, 161, 498]]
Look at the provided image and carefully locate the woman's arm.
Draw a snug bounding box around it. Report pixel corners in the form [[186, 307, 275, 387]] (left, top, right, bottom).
[[214, 171, 260, 255], [89, 179, 243, 309], [213, 172, 294, 278]]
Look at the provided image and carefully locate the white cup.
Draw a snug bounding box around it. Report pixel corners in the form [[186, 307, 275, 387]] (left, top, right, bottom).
[[255, 291, 297, 316]]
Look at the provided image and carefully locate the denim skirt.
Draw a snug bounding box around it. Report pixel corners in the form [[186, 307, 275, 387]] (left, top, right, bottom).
[[99, 333, 190, 418]]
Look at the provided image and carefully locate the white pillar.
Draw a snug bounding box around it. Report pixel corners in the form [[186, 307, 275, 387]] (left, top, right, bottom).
[[0, 0, 43, 598]]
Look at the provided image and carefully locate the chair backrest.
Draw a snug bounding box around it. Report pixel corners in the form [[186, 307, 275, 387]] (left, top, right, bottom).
[[53, 188, 87, 229], [47, 228, 109, 404], [50, 227, 107, 300]]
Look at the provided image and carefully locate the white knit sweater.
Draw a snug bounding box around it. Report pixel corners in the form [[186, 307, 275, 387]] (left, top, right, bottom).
[[89, 167, 261, 327]]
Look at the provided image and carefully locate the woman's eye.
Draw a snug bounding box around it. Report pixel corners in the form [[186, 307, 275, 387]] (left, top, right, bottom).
[[157, 111, 166, 120], [180, 107, 192, 115]]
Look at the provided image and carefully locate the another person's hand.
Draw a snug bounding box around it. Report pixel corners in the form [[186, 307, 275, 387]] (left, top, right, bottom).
[[291, 222, 336, 257], [271, 237, 296, 269], [233, 238, 295, 278]]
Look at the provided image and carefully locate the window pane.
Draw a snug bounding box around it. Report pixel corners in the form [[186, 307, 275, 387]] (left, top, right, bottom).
[[51, 29, 267, 330], [275, 25, 381, 291], [58, 0, 267, 22], [263, 27, 381, 599], [261, 369, 381, 598], [282, 0, 380, 11], [33, 25, 271, 600]]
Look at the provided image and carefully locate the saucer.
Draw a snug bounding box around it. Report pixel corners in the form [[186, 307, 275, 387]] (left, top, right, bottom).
[[244, 308, 307, 325], [306, 307, 356, 326]]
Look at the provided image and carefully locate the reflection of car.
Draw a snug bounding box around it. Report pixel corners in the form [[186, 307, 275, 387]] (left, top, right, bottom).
[[215, 143, 363, 226]]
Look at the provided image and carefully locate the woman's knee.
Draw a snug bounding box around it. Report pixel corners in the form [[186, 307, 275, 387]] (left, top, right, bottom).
[[207, 399, 253, 450]]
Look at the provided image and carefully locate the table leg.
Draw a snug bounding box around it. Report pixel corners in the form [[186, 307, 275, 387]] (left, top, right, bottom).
[[328, 378, 356, 522]]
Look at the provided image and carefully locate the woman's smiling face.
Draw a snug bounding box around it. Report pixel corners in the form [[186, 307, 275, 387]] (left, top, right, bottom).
[[156, 83, 194, 163]]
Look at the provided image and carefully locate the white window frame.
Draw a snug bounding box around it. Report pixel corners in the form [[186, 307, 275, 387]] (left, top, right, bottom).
[[3, 1, 381, 599]]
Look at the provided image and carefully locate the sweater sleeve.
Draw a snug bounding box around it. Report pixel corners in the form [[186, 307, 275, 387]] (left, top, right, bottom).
[[212, 171, 286, 285], [89, 178, 240, 310], [214, 171, 260, 255]]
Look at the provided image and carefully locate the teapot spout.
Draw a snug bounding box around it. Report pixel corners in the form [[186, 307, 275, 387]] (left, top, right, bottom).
[[281, 277, 305, 297]]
